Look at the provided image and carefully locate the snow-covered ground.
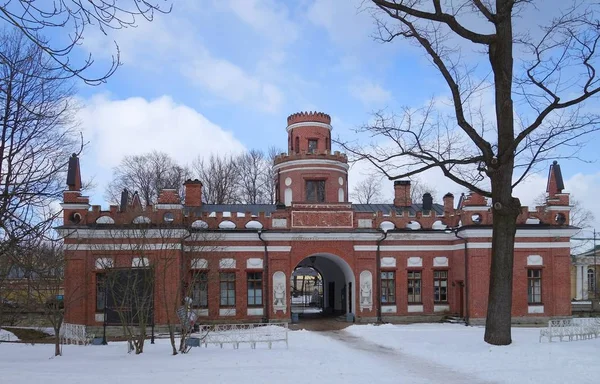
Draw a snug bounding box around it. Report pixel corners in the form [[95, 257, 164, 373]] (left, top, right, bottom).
[[0, 328, 18, 342], [0, 323, 598, 384]]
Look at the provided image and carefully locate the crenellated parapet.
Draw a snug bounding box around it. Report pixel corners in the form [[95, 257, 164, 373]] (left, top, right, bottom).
[[287, 111, 331, 126]]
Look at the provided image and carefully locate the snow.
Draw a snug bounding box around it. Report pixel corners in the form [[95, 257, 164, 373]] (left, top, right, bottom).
[[0, 328, 19, 342], [0, 323, 598, 383]]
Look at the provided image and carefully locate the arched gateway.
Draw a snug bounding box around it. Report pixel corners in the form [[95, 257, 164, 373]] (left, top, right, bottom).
[[59, 111, 576, 335], [292, 254, 356, 320]]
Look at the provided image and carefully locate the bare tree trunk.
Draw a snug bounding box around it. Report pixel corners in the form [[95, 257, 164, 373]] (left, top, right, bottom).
[[484, 3, 519, 345]]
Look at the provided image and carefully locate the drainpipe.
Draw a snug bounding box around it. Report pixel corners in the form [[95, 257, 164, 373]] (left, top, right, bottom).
[[258, 229, 269, 323], [376, 229, 388, 323], [453, 229, 469, 326]]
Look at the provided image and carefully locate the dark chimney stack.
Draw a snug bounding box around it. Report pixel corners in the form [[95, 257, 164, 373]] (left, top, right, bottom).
[[422, 192, 433, 212]]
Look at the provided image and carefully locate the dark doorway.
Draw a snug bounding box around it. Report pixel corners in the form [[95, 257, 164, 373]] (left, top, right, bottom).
[[348, 282, 352, 314]]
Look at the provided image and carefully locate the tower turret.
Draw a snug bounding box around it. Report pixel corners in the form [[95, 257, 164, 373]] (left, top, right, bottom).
[[275, 111, 348, 206]]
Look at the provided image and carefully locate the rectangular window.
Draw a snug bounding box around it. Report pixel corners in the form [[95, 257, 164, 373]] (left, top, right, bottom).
[[247, 272, 263, 307], [306, 180, 326, 202], [220, 272, 236, 307], [381, 271, 395, 304], [191, 272, 208, 308], [433, 270, 448, 303], [528, 269, 542, 304], [308, 139, 318, 153], [408, 271, 422, 303], [96, 273, 106, 312]]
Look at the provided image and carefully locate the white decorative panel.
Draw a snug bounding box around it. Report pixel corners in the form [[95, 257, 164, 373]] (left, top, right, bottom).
[[359, 271, 373, 312], [95, 313, 105, 322], [407, 257, 423, 267], [433, 257, 449, 267], [273, 271, 287, 314], [247, 308, 264, 316], [528, 305, 544, 314], [408, 304, 424, 313], [338, 177, 344, 185], [219, 258, 236, 269], [194, 309, 209, 317], [246, 258, 263, 269], [191, 258, 208, 269], [284, 188, 292, 206], [272, 218, 287, 228], [358, 219, 373, 228], [382, 305, 397, 313], [381, 257, 396, 268], [95, 257, 113, 270], [132, 257, 149, 268], [527, 255, 543, 266], [219, 308, 236, 316], [285, 177, 292, 186], [338, 188, 344, 202], [434, 305, 450, 312]]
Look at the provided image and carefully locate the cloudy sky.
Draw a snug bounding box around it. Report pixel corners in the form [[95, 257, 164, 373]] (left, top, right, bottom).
[[59, 0, 600, 235]]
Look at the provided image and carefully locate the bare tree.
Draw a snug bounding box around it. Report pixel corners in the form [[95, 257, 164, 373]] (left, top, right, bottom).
[[410, 177, 438, 202], [192, 154, 239, 204], [351, 174, 385, 204], [342, 1, 600, 345], [0, 1, 170, 85], [236, 148, 282, 204], [0, 28, 80, 266], [237, 149, 268, 204], [105, 151, 189, 207], [264, 146, 284, 204]]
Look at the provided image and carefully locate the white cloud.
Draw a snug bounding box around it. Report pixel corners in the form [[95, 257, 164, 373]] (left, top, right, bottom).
[[183, 52, 283, 113], [79, 94, 246, 170], [221, 0, 299, 45], [307, 0, 372, 49], [80, 7, 284, 113], [348, 79, 391, 106]]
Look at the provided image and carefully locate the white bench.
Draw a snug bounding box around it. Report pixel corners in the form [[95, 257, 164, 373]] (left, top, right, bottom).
[[539, 318, 600, 342], [189, 322, 288, 350], [60, 323, 94, 345]]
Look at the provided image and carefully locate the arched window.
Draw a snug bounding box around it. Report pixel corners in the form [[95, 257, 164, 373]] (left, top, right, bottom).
[[588, 268, 596, 293], [295, 137, 299, 154]]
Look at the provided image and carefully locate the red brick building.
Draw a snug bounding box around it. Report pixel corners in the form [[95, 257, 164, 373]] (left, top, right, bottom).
[[59, 111, 576, 333]]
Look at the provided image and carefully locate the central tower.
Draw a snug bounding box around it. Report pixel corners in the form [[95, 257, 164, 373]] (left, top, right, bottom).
[[274, 111, 349, 206]]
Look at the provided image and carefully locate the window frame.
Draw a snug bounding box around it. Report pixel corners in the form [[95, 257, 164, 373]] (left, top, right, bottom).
[[219, 272, 236, 307], [433, 270, 449, 303], [307, 138, 318, 154], [305, 179, 326, 202], [527, 268, 542, 304], [407, 270, 422, 304], [380, 271, 396, 304], [191, 271, 209, 308], [587, 268, 596, 293], [247, 272, 263, 307]]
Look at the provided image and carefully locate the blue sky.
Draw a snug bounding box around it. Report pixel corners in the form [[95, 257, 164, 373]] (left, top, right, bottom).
[[30, 0, 600, 234]]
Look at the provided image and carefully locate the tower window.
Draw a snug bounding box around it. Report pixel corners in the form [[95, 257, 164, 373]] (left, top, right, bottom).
[[306, 180, 326, 202], [308, 139, 318, 154], [295, 137, 299, 154]]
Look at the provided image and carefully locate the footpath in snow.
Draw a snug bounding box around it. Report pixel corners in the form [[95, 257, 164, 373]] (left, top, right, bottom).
[[0, 323, 598, 384]]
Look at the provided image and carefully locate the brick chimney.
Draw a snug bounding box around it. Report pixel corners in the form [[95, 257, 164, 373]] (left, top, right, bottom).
[[393, 180, 411, 207], [184, 179, 203, 207], [443, 193, 454, 214]]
